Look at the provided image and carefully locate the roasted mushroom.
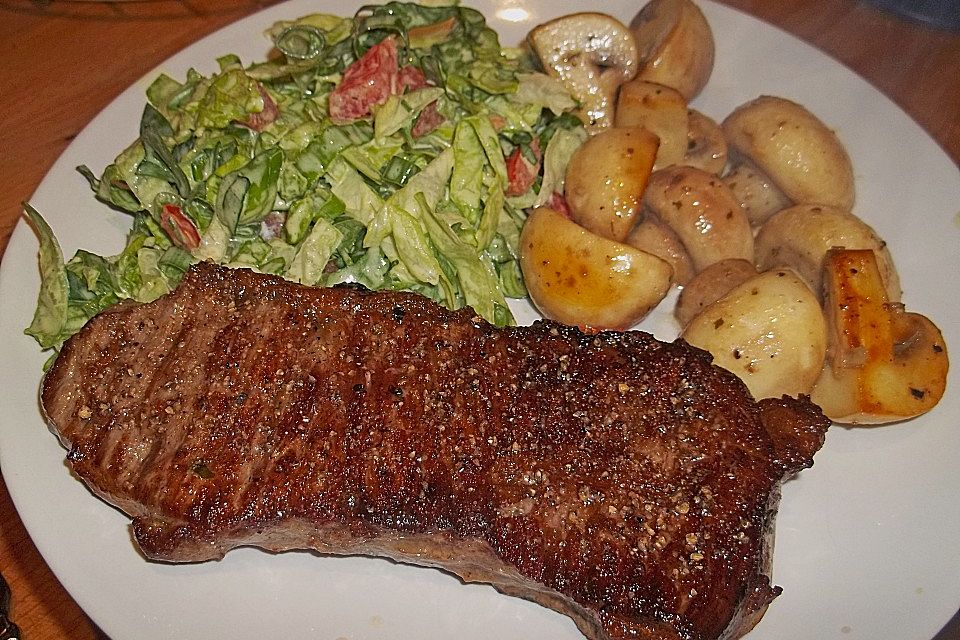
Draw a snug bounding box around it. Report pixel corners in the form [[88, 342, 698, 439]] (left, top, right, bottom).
[[682, 269, 828, 400], [615, 79, 689, 169], [722, 96, 855, 224], [519, 206, 672, 329], [754, 204, 901, 303], [810, 249, 948, 424], [643, 165, 754, 273], [684, 108, 728, 175], [675, 258, 757, 328], [528, 13, 638, 130], [625, 218, 695, 286], [630, 0, 715, 101], [564, 126, 659, 242]]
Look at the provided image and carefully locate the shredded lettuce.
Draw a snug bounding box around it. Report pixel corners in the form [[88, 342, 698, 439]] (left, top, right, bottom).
[[25, 1, 586, 351]]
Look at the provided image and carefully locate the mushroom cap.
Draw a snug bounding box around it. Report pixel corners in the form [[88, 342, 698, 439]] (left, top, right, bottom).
[[529, 13, 638, 130], [631, 0, 715, 101], [722, 157, 792, 227], [519, 206, 672, 329], [684, 108, 728, 175], [674, 258, 757, 328], [722, 95, 855, 210], [625, 218, 695, 286], [682, 268, 828, 399], [565, 126, 659, 242], [615, 79, 689, 169], [754, 203, 901, 303], [644, 165, 754, 273]]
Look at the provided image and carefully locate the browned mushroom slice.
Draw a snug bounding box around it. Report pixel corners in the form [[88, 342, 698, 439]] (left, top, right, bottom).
[[519, 207, 672, 330], [810, 249, 948, 425], [528, 13, 638, 130]]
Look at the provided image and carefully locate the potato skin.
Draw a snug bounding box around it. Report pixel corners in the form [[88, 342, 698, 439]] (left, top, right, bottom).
[[565, 126, 659, 242], [520, 207, 672, 330], [681, 269, 827, 399]]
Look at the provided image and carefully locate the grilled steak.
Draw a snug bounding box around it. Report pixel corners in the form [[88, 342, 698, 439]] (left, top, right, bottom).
[[41, 262, 829, 640]]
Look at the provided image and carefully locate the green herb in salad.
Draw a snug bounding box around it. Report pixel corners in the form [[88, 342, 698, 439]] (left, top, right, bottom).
[[26, 1, 587, 351]]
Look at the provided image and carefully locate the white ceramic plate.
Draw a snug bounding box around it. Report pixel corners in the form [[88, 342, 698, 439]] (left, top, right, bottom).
[[1, 1, 958, 638]]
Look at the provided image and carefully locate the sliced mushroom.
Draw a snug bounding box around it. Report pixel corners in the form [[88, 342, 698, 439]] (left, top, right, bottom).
[[625, 218, 694, 286], [615, 80, 689, 169], [630, 0, 715, 101], [520, 206, 673, 330], [810, 249, 948, 424], [754, 203, 901, 303], [643, 165, 754, 273], [565, 126, 659, 242], [722, 96, 855, 213], [528, 13, 638, 130], [682, 268, 828, 399], [675, 258, 757, 328], [684, 109, 727, 175]]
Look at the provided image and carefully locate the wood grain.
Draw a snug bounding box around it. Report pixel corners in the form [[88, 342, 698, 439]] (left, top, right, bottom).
[[0, 1, 957, 638]]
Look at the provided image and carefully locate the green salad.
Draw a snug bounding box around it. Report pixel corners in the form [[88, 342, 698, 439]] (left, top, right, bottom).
[[26, 1, 587, 351]]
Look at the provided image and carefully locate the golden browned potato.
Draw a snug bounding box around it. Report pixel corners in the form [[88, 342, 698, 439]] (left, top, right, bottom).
[[630, 0, 715, 101], [528, 13, 638, 130], [682, 269, 827, 399], [722, 96, 855, 212], [674, 258, 757, 328], [643, 165, 754, 272], [565, 126, 659, 242], [810, 249, 948, 424], [615, 80, 689, 169], [520, 207, 672, 330], [754, 203, 901, 303]]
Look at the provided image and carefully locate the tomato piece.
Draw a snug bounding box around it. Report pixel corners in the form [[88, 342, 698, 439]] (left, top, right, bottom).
[[411, 101, 444, 138], [505, 139, 542, 197], [160, 203, 201, 250], [328, 36, 400, 123], [548, 191, 572, 217], [398, 65, 428, 93]]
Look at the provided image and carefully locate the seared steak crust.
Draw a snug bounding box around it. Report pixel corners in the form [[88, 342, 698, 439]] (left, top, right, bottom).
[[41, 263, 828, 640]]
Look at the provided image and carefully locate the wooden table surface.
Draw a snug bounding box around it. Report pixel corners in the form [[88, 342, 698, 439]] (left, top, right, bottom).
[[0, 1, 957, 638]]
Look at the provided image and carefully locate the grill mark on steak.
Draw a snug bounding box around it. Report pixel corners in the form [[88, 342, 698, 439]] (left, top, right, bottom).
[[41, 262, 829, 640]]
